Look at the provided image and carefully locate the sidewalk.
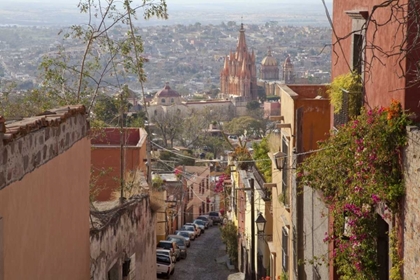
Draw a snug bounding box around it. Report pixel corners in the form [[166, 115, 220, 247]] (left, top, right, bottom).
[[227, 272, 245, 280]]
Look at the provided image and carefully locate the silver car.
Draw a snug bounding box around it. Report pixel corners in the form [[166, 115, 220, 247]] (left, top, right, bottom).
[[197, 215, 213, 227], [176, 230, 194, 243], [193, 219, 206, 233], [167, 235, 188, 259]]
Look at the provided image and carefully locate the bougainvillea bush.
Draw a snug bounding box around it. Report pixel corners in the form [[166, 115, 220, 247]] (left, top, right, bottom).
[[298, 100, 410, 279]]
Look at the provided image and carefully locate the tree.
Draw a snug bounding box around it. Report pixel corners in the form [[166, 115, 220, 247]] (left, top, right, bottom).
[[252, 137, 271, 182], [37, 0, 168, 120], [151, 108, 184, 148]]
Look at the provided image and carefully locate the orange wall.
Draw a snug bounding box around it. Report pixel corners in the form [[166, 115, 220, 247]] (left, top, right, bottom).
[[91, 145, 147, 201], [0, 138, 90, 280]]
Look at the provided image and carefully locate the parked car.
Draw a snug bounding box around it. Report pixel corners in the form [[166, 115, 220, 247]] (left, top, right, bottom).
[[156, 253, 175, 279], [179, 225, 197, 239], [176, 230, 194, 243], [157, 248, 176, 263], [197, 215, 213, 227], [208, 211, 222, 225], [193, 219, 207, 232], [157, 240, 180, 261], [185, 222, 202, 236], [167, 235, 188, 259]]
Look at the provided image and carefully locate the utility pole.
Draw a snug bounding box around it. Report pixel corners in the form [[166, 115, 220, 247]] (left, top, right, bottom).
[[249, 178, 255, 280]]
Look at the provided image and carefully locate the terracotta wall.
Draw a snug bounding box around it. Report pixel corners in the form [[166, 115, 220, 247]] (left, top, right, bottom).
[[332, 0, 420, 120], [0, 138, 91, 280], [91, 146, 146, 201], [91, 128, 147, 201]]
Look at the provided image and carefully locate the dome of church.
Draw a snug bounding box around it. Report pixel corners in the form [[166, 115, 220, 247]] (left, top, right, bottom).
[[156, 83, 181, 98], [262, 56, 277, 66], [261, 50, 277, 66]]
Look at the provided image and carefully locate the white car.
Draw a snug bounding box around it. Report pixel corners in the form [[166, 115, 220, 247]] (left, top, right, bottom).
[[157, 248, 176, 263], [157, 253, 175, 279]]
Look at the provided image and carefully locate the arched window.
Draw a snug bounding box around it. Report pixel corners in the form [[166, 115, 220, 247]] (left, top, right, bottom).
[[161, 98, 165, 103], [171, 98, 174, 103], [154, 110, 157, 116]]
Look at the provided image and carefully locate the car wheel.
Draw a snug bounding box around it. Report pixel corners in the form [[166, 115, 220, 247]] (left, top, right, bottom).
[[171, 268, 175, 275]]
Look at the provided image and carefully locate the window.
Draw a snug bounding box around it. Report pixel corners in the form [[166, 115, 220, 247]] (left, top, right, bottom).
[[128, 254, 136, 280], [282, 226, 289, 272], [353, 34, 363, 75], [171, 98, 174, 103], [107, 261, 119, 280], [161, 98, 166, 103]]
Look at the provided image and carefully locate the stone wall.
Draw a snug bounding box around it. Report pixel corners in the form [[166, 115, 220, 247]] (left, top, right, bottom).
[[403, 126, 420, 278], [0, 106, 88, 189], [90, 195, 157, 280]]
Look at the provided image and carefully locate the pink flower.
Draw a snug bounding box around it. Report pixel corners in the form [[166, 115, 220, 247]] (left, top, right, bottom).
[[371, 194, 380, 204]]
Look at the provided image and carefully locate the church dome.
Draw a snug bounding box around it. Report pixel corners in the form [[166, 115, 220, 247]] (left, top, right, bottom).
[[156, 83, 181, 98], [261, 49, 277, 66]]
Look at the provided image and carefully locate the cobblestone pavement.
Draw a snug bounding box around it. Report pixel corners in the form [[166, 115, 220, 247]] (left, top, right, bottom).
[[160, 225, 236, 280]]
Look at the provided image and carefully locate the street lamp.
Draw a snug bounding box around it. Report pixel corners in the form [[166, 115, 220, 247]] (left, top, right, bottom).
[[255, 212, 267, 235], [273, 151, 286, 170]]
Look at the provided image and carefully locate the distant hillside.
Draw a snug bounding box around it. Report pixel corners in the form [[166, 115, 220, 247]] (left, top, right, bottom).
[[0, 0, 332, 27]]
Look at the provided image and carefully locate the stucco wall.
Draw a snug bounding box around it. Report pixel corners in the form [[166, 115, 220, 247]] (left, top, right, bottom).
[[0, 112, 88, 189], [90, 196, 156, 280], [91, 146, 146, 201], [302, 187, 329, 279], [403, 126, 420, 278], [0, 138, 91, 280], [332, 0, 420, 121]]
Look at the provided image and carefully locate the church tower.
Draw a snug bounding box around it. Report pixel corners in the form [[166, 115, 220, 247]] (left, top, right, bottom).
[[283, 55, 295, 84], [220, 24, 257, 101], [260, 47, 279, 80]]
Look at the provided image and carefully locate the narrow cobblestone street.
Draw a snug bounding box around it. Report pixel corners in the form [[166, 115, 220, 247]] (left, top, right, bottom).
[[159, 225, 236, 280]]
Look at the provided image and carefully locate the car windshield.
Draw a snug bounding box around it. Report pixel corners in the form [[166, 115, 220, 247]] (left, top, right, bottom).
[[178, 232, 189, 238], [209, 212, 219, 216], [197, 217, 209, 221], [157, 255, 170, 265], [157, 242, 172, 250], [194, 220, 205, 225], [181, 226, 194, 231], [168, 237, 184, 246]]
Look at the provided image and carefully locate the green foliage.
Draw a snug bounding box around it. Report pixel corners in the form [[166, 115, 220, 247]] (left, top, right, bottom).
[[298, 100, 410, 279], [152, 175, 165, 191], [220, 222, 238, 264], [246, 100, 261, 111], [224, 115, 267, 138], [328, 71, 363, 118], [252, 137, 272, 182]]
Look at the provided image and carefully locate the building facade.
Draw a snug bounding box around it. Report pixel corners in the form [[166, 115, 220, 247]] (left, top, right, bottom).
[[0, 105, 90, 280], [269, 85, 330, 280], [91, 127, 148, 201], [332, 1, 420, 278], [220, 24, 258, 101]]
